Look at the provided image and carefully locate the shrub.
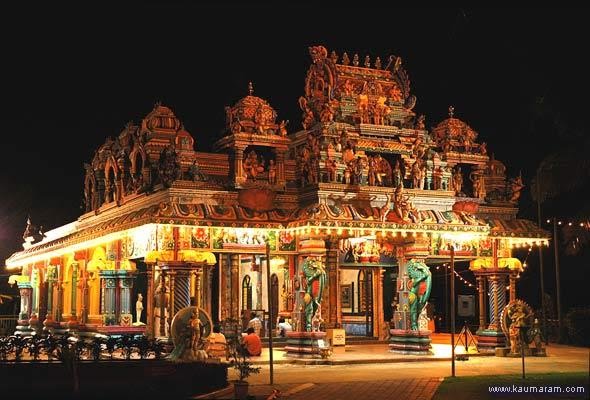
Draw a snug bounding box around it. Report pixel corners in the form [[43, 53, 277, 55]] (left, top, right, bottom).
[[565, 307, 590, 346]]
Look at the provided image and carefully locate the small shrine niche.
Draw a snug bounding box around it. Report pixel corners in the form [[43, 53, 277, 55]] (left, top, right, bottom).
[[214, 83, 290, 189]]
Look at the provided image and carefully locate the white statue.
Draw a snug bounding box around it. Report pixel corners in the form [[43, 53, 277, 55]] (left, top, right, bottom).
[[134, 293, 145, 325]]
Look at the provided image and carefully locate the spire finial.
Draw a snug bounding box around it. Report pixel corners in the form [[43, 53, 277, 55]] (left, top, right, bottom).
[[248, 82, 254, 96], [448, 105, 455, 118]]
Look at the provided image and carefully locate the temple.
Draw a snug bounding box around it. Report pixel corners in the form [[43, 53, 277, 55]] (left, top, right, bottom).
[[5, 45, 548, 354]]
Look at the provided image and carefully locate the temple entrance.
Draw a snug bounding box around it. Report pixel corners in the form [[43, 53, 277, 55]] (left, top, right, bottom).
[[340, 266, 375, 337], [359, 268, 374, 337], [383, 269, 396, 322]]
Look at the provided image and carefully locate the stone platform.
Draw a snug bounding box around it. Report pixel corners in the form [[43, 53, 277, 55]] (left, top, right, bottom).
[[476, 329, 506, 353], [389, 329, 433, 355], [284, 331, 329, 359]]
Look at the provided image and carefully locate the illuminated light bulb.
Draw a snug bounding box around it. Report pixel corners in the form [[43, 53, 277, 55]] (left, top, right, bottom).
[[348, 229, 353, 236], [326, 228, 331, 234], [568, 222, 573, 226], [381, 229, 386, 236], [580, 223, 585, 227], [337, 228, 343, 235], [412, 231, 417, 237], [546, 219, 550, 223], [401, 231, 407, 237], [315, 227, 320, 234], [558, 221, 562, 225]]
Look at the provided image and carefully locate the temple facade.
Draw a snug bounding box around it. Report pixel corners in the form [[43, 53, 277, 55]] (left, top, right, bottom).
[[5, 46, 548, 348]]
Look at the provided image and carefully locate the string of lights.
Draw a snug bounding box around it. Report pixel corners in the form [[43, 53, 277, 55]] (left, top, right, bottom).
[[544, 218, 590, 228], [435, 263, 477, 291]]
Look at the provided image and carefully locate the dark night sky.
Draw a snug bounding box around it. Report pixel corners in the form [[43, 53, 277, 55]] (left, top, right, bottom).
[[1, 6, 588, 309]]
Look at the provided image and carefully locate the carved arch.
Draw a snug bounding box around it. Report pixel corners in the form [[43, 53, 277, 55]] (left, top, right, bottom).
[[129, 144, 147, 176]]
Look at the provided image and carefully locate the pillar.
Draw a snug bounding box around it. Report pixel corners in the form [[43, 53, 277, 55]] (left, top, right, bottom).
[[476, 275, 486, 331], [219, 254, 228, 321], [173, 271, 191, 315], [100, 271, 117, 325], [70, 263, 79, 319], [325, 236, 339, 328], [389, 241, 433, 355], [168, 272, 175, 331], [18, 282, 32, 321], [230, 254, 240, 320], [56, 266, 64, 323], [196, 270, 203, 310], [15, 282, 33, 335], [44, 266, 57, 326], [375, 268, 385, 339], [234, 149, 245, 185], [275, 150, 286, 186], [158, 271, 167, 337], [488, 275, 506, 331], [206, 266, 213, 318], [509, 273, 517, 303], [146, 266, 155, 338], [119, 271, 135, 326]]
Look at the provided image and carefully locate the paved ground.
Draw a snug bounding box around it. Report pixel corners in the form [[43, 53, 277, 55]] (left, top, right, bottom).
[[199, 340, 588, 399], [248, 378, 443, 400]]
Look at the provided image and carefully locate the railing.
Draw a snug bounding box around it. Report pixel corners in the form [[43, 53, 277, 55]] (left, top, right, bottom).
[[0, 315, 18, 336], [0, 332, 167, 362]]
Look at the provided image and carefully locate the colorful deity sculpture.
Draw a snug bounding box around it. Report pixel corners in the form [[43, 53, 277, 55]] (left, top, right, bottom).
[[407, 260, 432, 331], [301, 257, 326, 332]]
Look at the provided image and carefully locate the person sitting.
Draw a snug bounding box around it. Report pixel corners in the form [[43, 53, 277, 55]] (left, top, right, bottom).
[[241, 327, 262, 356], [205, 325, 227, 359], [277, 317, 292, 337], [247, 312, 262, 337]]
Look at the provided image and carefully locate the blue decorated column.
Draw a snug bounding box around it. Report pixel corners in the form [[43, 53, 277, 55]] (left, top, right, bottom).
[[100, 271, 117, 325]]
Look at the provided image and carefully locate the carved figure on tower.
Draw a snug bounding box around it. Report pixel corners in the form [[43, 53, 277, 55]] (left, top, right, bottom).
[[243, 150, 265, 180], [452, 167, 463, 195], [509, 174, 524, 202], [324, 158, 337, 182], [411, 160, 424, 189], [268, 159, 277, 185], [158, 145, 182, 187], [470, 171, 486, 199]]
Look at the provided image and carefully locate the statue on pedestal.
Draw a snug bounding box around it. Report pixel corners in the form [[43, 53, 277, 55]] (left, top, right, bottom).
[[301, 257, 326, 332], [169, 307, 209, 362], [407, 260, 432, 331], [133, 293, 145, 326]]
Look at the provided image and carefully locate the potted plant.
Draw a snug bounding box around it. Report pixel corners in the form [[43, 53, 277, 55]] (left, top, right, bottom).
[[227, 335, 261, 400]]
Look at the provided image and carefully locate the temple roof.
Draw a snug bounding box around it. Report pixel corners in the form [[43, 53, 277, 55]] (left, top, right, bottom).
[[224, 82, 279, 135], [141, 103, 181, 133], [431, 110, 478, 144], [487, 218, 550, 240]]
